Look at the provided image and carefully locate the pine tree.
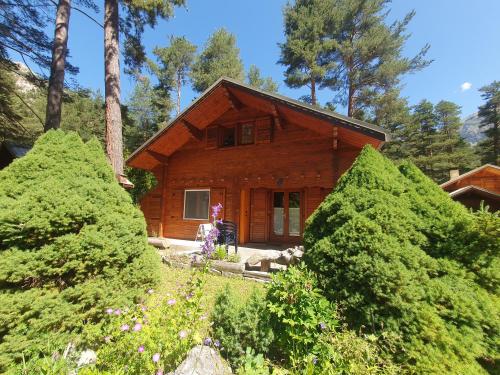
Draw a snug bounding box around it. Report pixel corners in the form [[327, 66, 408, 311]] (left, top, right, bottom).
[[150, 36, 196, 115], [322, 0, 430, 118], [191, 28, 244, 93], [431, 101, 479, 181], [278, 0, 335, 106], [477, 81, 500, 165], [246, 65, 278, 93], [409, 100, 437, 177]]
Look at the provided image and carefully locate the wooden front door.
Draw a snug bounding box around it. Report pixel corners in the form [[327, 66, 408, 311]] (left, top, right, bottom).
[[271, 191, 302, 242]]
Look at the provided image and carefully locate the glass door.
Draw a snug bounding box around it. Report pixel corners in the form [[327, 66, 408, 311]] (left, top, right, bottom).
[[271, 191, 302, 242]]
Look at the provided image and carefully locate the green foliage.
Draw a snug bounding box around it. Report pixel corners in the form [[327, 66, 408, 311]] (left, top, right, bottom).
[[303, 145, 499, 374], [236, 348, 270, 375], [247, 65, 278, 93], [477, 80, 500, 165], [313, 330, 401, 375], [279, 0, 335, 105], [0, 130, 160, 371], [92, 269, 206, 373], [266, 264, 338, 369], [191, 28, 245, 93], [212, 286, 274, 369], [150, 36, 197, 113], [210, 245, 241, 263], [383, 98, 479, 183]]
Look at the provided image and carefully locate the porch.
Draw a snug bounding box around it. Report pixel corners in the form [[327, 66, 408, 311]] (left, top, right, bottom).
[[153, 237, 292, 264]]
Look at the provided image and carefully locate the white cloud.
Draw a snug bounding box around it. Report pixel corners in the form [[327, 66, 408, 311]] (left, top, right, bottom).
[[461, 82, 472, 91]]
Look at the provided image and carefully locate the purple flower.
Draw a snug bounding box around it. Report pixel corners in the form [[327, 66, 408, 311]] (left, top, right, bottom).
[[138, 345, 145, 353], [104, 336, 111, 343], [312, 357, 318, 365], [185, 292, 194, 300], [319, 322, 327, 330], [203, 337, 212, 346], [141, 306, 147, 312], [214, 339, 220, 348], [211, 203, 223, 219], [105, 308, 113, 314], [133, 323, 142, 332], [156, 371, 163, 375], [147, 289, 154, 294], [167, 299, 176, 305], [114, 309, 121, 315], [179, 330, 187, 339], [152, 353, 160, 363], [120, 324, 129, 331], [131, 316, 137, 322]]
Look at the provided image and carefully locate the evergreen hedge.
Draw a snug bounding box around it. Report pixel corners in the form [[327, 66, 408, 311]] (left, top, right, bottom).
[[0, 130, 160, 370], [303, 145, 499, 374]]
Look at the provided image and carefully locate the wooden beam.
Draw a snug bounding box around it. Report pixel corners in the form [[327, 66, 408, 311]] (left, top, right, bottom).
[[271, 104, 283, 130], [222, 86, 244, 111], [332, 126, 338, 150], [146, 150, 169, 164], [182, 120, 203, 141]]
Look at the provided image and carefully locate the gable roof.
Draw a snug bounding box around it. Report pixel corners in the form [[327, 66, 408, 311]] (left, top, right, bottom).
[[127, 77, 390, 170], [440, 164, 500, 189], [448, 185, 500, 200]]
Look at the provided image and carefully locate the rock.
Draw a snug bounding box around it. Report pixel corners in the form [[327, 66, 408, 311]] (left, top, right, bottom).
[[245, 246, 304, 271], [148, 237, 169, 249], [76, 349, 97, 367], [170, 345, 232, 375]]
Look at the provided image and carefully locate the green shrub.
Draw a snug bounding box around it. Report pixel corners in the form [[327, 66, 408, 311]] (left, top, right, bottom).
[[266, 264, 338, 369], [303, 145, 499, 374], [211, 286, 273, 369], [0, 130, 160, 370]]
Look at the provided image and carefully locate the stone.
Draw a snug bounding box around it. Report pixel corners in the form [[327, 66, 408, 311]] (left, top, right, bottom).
[[76, 349, 97, 367], [170, 345, 232, 375]]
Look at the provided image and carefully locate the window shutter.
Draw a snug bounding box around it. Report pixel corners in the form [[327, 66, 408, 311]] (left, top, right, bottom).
[[210, 188, 225, 219], [256, 117, 272, 144], [206, 127, 218, 149]]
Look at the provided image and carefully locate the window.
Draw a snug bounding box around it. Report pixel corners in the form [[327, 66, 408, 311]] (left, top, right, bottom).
[[240, 123, 255, 145], [184, 189, 210, 220], [220, 126, 236, 147]]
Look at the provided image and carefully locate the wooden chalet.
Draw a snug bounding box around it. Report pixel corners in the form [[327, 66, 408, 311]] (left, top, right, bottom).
[[441, 164, 500, 212], [127, 77, 389, 245]]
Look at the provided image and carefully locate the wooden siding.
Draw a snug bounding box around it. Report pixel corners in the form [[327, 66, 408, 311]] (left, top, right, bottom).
[[442, 166, 500, 194]]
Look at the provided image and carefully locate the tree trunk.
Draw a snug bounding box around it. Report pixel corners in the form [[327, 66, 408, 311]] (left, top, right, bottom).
[[310, 78, 316, 106], [104, 0, 124, 176], [44, 0, 71, 132], [347, 84, 354, 117], [176, 71, 181, 115]]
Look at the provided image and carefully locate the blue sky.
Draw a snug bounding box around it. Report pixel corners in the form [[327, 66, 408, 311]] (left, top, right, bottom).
[[44, 0, 500, 118]]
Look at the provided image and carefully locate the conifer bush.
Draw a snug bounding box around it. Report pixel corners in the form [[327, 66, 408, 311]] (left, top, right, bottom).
[[0, 130, 160, 370], [303, 145, 499, 374]]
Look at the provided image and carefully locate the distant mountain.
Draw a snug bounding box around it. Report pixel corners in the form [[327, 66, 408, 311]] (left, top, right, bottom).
[[460, 113, 490, 145]]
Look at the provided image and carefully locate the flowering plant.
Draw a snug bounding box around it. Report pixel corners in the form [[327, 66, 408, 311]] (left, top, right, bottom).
[[85, 205, 225, 374]]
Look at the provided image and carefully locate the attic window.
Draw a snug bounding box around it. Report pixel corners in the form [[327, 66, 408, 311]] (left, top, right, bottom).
[[240, 123, 255, 145]]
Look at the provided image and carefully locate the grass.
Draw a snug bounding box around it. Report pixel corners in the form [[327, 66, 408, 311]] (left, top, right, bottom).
[[159, 263, 264, 311]]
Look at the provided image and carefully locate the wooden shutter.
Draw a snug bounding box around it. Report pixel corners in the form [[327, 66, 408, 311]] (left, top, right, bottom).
[[206, 126, 218, 149], [250, 188, 268, 242], [210, 188, 225, 219], [255, 117, 272, 144]]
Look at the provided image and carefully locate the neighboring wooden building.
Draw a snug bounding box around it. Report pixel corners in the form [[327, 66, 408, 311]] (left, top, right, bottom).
[[441, 164, 500, 212], [127, 77, 389, 244], [0, 141, 30, 170]]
